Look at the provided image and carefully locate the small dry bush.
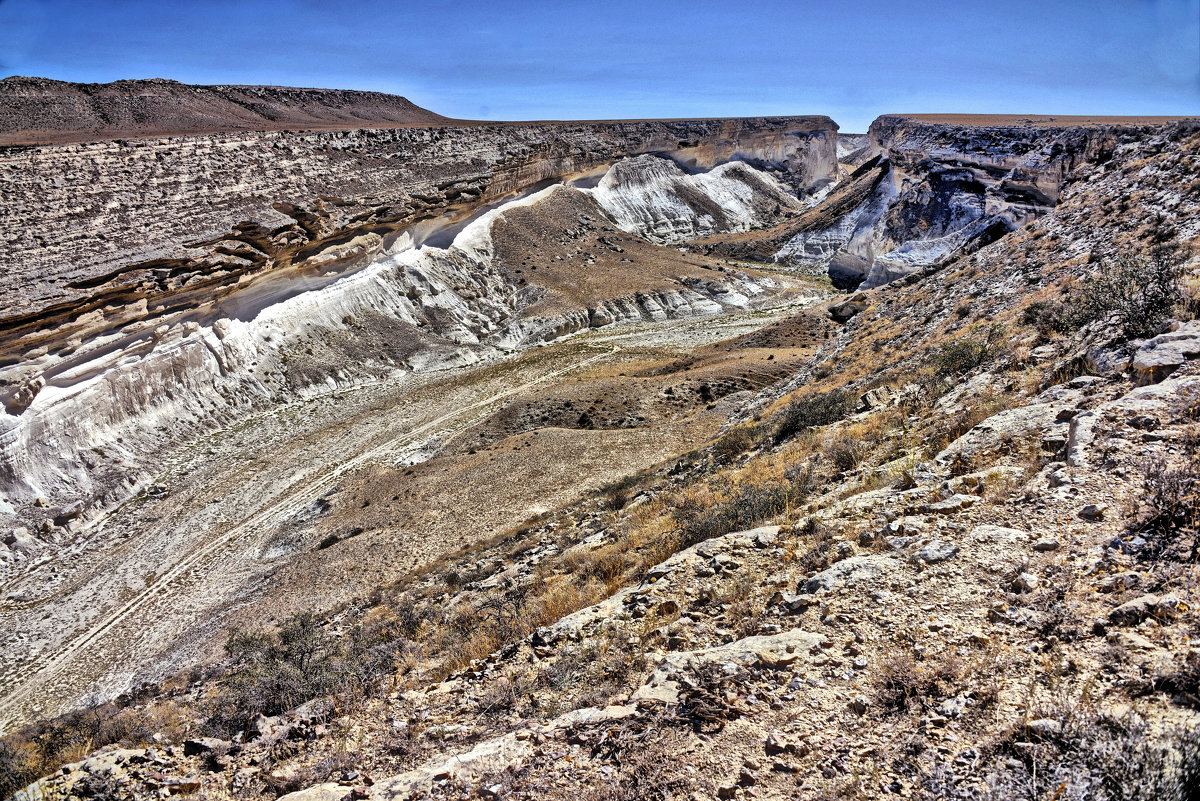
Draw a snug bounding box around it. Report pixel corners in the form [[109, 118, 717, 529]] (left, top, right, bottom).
[[826, 436, 870, 472], [1129, 451, 1200, 563], [772, 390, 857, 444], [932, 323, 1008, 378], [0, 696, 194, 798], [873, 649, 963, 714], [787, 518, 836, 573], [948, 710, 1200, 801], [711, 423, 767, 463]]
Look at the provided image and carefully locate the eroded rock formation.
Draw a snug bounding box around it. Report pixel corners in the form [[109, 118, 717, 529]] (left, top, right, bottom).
[[0, 111, 837, 548]]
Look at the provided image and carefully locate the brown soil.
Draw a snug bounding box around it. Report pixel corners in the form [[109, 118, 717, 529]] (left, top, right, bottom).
[[0, 76, 458, 145]]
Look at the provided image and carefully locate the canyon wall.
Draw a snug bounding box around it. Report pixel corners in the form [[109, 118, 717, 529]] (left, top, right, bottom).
[[0, 116, 837, 532], [775, 115, 1183, 287]]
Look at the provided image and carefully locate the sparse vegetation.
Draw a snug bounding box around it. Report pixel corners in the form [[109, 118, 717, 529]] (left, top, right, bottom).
[[772, 389, 856, 444], [933, 323, 1008, 378], [1022, 253, 1188, 341], [1128, 448, 1200, 563], [674, 477, 805, 546]]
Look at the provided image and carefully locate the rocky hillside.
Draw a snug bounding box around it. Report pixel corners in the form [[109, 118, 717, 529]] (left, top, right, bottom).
[[2, 109, 1199, 800], [0, 77, 455, 145]]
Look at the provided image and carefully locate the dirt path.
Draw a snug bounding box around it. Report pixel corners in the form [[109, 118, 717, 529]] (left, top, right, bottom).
[[0, 301, 811, 730]]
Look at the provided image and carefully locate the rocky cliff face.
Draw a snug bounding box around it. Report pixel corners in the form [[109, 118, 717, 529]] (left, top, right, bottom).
[[0, 115, 836, 534], [774, 115, 1186, 288]]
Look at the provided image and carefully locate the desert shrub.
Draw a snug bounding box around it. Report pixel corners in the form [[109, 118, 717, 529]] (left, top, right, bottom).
[[206, 612, 352, 736], [1032, 254, 1186, 342], [675, 480, 804, 547], [1129, 452, 1200, 563], [933, 323, 1007, 378], [773, 390, 856, 444], [0, 695, 195, 797], [784, 517, 836, 573], [1021, 299, 1073, 338], [0, 737, 42, 798], [873, 650, 962, 713], [826, 437, 870, 472], [711, 423, 766, 463], [945, 712, 1200, 801], [600, 474, 643, 510]]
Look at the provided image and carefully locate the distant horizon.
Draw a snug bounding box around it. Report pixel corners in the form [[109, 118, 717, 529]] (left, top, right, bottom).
[[1, 0, 1197, 134]]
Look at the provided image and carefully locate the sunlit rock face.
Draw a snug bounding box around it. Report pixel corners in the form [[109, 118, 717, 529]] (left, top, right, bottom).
[[587, 155, 805, 244], [775, 116, 1171, 289], [0, 119, 837, 535]]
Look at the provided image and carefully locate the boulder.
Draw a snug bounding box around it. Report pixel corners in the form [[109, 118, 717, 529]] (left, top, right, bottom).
[[1131, 322, 1200, 385], [915, 539, 959, 564], [5, 527, 44, 558], [829, 295, 868, 322], [799, 555, 900, 594]]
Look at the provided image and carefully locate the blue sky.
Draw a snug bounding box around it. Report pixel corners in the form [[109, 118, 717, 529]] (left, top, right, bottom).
[[0, 0, 1197, 132]]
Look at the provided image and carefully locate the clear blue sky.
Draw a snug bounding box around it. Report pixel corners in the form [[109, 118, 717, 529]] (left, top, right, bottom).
[[1, 0, 1197, 132]]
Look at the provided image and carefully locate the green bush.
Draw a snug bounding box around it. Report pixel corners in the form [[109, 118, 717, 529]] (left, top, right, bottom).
[[826, 437, 870, 472], [205, 611, 400, 736], [675, 480, 805, 547], [933, 323, 1007, 377], [711, 423, 767, 463]]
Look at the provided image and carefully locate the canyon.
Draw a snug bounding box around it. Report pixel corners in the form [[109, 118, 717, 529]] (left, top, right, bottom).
[[0, 80, 1197, 801]]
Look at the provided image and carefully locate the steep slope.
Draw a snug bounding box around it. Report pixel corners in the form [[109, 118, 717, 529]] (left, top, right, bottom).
[[0, 77, 455, 145]]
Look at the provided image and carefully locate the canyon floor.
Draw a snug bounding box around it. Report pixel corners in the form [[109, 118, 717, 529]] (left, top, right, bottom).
[[0, 285, 828, 731]]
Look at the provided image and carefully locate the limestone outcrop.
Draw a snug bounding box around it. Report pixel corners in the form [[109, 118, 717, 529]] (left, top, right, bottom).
[[773, 115, 1193, 288], [0, 116, 836, 536]]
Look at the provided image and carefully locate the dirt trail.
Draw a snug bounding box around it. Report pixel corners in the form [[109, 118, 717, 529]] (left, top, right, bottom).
[[0, 301, 810, 730]]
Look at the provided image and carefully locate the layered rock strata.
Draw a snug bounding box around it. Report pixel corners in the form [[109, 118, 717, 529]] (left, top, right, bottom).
[[0, 76, 456, 145], [774, 115, 1192, 288], [0, 118, 836, 535]]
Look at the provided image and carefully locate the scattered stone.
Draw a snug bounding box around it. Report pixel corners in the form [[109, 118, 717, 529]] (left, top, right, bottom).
[[921, 494, 977, 515], [1013, 573, 1039, 593], [915, 539, 958, 564], [182, 738, 228, 757], [1026, 719, 1063, 738], [765, 731, 803, 755], [1032, 538, 1060, 552], [1108, 594, 1161, 626], [800, 556, 899, 595], [1099, 572, 1140, 593]]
